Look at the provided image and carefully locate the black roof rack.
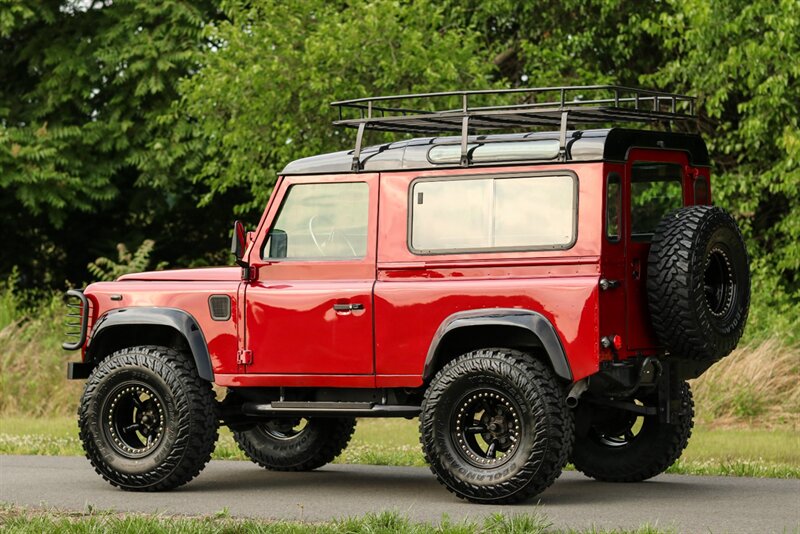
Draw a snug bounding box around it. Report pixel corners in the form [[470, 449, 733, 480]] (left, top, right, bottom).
[[331, 85, 696, 171]]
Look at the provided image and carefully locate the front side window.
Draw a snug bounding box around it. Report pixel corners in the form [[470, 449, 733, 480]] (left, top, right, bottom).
[[630, 163, 683, 240], [410, 174, 576, 253], [264, 182, 369, 260]]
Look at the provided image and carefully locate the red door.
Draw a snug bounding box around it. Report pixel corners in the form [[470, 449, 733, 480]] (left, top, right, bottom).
[[244, 174, 378, 377], [624, 150, 691, 351]]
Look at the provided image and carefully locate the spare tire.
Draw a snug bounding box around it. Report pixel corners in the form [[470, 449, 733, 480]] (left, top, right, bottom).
[[647, 206, 750, 361]]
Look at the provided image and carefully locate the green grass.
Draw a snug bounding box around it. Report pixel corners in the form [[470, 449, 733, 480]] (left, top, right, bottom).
[[0, 504, 671, 534], [1, 417, 797, 478]]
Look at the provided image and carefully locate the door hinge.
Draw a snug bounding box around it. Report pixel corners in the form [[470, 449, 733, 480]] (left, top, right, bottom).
[[241, 266, 257, 281], [237, 349, 253, 365]]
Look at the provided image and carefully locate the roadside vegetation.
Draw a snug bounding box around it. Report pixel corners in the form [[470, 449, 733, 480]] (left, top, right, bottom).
[[0, 505, 672, 534]]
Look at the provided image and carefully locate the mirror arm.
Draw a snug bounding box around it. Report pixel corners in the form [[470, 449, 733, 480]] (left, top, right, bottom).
[[231, 220, 251, 275]]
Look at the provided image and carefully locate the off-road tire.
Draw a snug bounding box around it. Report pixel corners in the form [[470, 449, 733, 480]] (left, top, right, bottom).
[[420, 349, 573, 504], [571, 382, 694, 482], [233, 417, 356, 471], [648, 206, 750, 361], [78, 345, 218, 491]]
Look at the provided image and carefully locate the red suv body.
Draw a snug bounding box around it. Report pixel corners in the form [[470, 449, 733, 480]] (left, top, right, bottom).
[[64, 87, 749, 503]]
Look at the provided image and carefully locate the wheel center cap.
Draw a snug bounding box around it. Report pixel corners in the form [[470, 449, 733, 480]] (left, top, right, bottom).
[[488, 415, 507, 436]]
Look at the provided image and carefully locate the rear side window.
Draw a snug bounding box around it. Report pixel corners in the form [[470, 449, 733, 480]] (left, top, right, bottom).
[[606, 174, 621, 242], [410, 174, 576, 254], [630, 163, 683, 241]]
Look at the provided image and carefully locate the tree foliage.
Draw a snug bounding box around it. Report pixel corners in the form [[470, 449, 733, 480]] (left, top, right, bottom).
[[1, 0, 797, 340], [166, 0, 495, 214], [1, 0, 230, 288], [643, 0, 800, 338], [87, 239, 166, 282]]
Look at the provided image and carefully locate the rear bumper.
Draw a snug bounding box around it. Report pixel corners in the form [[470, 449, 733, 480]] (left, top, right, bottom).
[[67, 362, 93, 380]]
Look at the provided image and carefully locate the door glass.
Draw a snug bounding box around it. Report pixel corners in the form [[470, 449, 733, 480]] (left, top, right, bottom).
[[263, 182, 369, 259], [606, 174, 621, 242], [410, 175, 576, 253], [630, 163, 683, 241]]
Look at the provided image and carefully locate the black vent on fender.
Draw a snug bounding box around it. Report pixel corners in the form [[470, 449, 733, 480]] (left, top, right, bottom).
[[208, 295, 231, 321]]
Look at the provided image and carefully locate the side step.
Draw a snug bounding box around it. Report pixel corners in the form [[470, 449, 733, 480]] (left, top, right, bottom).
[[241, 401, 421, 418]]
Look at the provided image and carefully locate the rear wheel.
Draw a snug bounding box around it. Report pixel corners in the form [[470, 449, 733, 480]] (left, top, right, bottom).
[[420, 349, 573, 504], [571, 382, 694, 482], [78, 346, 218, 491], [233, 417, 356, 471]]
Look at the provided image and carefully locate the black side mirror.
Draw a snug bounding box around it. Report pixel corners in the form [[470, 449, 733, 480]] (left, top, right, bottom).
[[268, 229, 288, 259], [231, 220, 248, 267]]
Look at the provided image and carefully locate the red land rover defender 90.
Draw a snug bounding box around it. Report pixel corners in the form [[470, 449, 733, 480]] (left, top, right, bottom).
[[64, 86, 750, 503]]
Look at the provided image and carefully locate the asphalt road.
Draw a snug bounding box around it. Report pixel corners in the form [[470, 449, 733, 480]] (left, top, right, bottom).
[[1, 455, 798, 533]]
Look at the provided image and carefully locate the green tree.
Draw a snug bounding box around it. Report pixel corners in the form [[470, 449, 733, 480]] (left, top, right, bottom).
[[0, 0, 228, 289], [169, 0, 496, 215], [446, 0, 672, 87], [643, 0, 799, 340]]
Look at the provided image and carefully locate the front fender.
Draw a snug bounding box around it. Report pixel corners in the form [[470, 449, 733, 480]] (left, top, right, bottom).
[[87, 307, 214, 381]]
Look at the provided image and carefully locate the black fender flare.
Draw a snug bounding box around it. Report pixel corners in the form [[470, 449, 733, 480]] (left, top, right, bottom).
[[423, 308, 572, 382], [87, 307, 214, 381]]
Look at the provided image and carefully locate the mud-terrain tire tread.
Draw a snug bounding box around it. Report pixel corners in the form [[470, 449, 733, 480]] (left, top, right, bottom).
[[647, 206, 750, 361], [233, 418, 356, 472], [420, 349, 573, 504], [78, 345, 218, 491], [571, 382, 694, 482]]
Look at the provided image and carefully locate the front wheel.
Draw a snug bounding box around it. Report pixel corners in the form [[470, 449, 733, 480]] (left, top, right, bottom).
[[78, 346, 219, 491], [232, 417, 356, 471], [571, 382, 694, 482], [420, 349, 573, 504]]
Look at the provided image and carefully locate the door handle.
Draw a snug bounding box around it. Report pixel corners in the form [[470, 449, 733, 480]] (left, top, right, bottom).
[[333, 303, 364, 312]]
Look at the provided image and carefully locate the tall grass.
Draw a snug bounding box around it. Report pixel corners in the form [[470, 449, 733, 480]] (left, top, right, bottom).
[[0, 505, 673, 534], [0, 276, 19, 331], [691, 339, 800, 429], [0, 289, 83, 416]]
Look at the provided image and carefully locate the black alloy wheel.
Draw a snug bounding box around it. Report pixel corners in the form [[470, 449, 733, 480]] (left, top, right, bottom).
[[586, 403, 640, 449], [704, 246, 737, 320], [258, 418, 308, 440], [452, 389, 521, 467], [78, 346, 219, 491], [420, 349, 573, 504], [103, 382, 165, 458]]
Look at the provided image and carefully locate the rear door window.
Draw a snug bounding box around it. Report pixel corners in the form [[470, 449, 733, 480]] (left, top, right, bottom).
[[630, 163, 683, 241]]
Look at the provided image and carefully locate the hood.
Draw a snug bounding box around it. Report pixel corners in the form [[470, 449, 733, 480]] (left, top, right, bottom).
[[116, 267, 241, 282]]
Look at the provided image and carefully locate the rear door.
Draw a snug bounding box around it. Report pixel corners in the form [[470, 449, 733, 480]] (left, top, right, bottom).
[[624, 150, 691, 351]]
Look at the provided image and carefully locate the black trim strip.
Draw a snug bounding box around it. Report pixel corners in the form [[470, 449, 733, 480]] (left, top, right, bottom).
[[88, 307, 214, 381]]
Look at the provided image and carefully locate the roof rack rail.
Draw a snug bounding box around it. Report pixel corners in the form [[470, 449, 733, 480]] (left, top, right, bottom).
[[331, 85, 696, 171]]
